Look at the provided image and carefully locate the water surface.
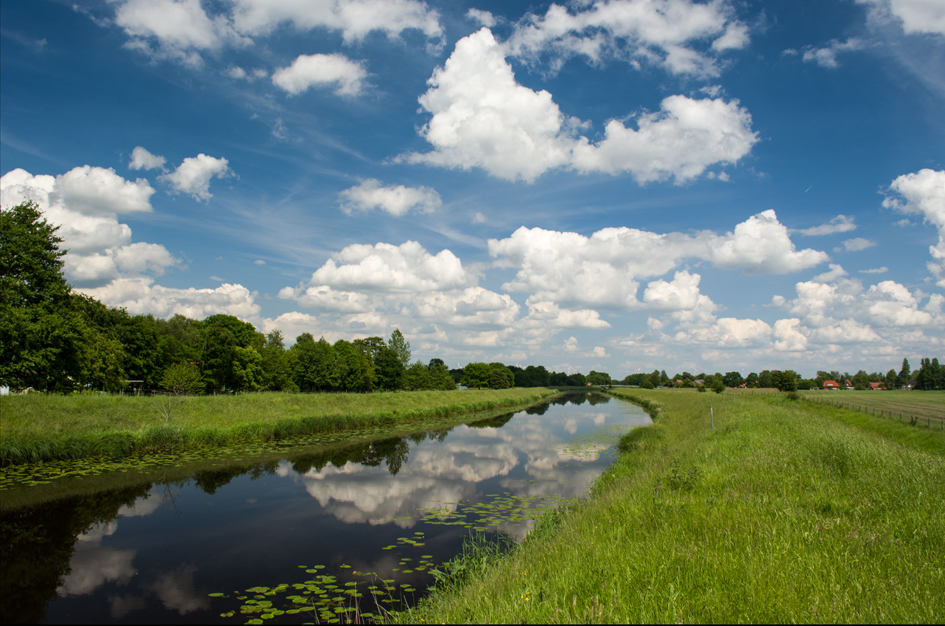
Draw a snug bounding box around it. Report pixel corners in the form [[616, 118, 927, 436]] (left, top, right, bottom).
[[0, 392, 649, 623]]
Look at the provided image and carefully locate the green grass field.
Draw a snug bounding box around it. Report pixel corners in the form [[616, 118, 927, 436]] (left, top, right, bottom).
[[800, 389, 945, 424], [405, 389, 945, 623], [0, 389, 555, 465]]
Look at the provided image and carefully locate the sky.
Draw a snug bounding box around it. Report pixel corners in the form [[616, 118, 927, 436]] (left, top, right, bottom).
[[1, 0, 944, 379]]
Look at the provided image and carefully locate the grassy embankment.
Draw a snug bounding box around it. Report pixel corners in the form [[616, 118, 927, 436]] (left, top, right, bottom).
[[0, 389, 556, 466], [406, 389, 945, 623]]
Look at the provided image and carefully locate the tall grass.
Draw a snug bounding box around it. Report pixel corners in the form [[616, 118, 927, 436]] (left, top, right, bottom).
[[0, 389, 556, 465], [405, 390, 945, 623]]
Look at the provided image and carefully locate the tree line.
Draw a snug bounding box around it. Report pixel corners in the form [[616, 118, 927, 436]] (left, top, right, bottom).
[[3, 200, 940, 394], [0, 201, 600, 395], [0, 201, 455, 394], [616, 357, 942, 391]]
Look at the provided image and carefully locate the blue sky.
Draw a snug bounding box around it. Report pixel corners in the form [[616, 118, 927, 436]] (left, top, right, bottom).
[[2, 0, 943, 378]]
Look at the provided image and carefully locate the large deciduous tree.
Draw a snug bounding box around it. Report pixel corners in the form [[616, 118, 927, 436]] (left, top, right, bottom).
[[1, 201, 86, 391], [461, 362, 492, 389]]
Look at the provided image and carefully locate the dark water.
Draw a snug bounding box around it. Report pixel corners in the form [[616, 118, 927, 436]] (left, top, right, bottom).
[[0, 392, 649, 624]]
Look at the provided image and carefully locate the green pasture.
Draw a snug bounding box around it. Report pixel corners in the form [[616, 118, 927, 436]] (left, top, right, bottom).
[[405, 389, 945, 623], [0, 388, 555, 465], [800, 389, 945, 423]]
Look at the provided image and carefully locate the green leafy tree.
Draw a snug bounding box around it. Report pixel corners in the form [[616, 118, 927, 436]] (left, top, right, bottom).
[[622, 373, 644, 386], [566, 372, 587, 386], [711, 377, 725, 394], [550, 371, 570, 386], [154, 314, 202, 373], [428, 363, 456, 390], [259, 329, 295, 391], [461, 362, 492, 389], [723, 371, 744, 388], [851, 369, 870, 388], [232, 346, 264, 391], [0, 201, 88, 391], [0, 200, 71, 309], [885, 368, 898, 390], [160, 362, 205, 395], [76, 330, 126, 392], [758, 370, 775, 389], [388, 329, 411, 369], [778, 370, 799, 392], [914, 357, 944, 390], [199, 314, 264, 392], [334, 339, 374, 392], [587, 370, 612, 385], [353, 336, 387, 363], [374, 346, 405, 391], [70, 293, 129, 391], [402, 360, 432, 391], [488, 363, 514, 389], [292, 334, 339, 392], [525, 365, 550, 387], [117, 314, 166, 387], [898, 358, 911, 388]]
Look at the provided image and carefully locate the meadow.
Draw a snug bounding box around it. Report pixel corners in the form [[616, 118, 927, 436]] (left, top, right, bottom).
[[800, 389, 945, 425], [405, 389, 945, 623], [0, 388, 555, 466]]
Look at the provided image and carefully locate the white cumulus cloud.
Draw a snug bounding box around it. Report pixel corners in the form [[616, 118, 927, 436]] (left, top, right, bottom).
[[311, 241, 468, 293], [489, 210, 826, 314], [81, 277, 261, 320], [402, 28, 758, 184], [882, 168, 945, 286], [1, 167, 178, 288], [52, 166, 155, 216], [339, 179, 441, 216], [129, 146, 167, 171], [707, 210, 830, 274], [113, 242, 181, 276], [159, 154, 231, 201], [272, 53, 368, 97]]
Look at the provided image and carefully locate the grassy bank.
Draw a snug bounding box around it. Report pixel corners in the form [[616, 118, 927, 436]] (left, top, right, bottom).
[[405, 389, 945, 623], [0, 389, 556, 466]]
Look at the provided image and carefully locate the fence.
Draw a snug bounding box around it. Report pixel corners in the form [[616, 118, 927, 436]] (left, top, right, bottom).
[[733, 389, 943, 430], [799, 394, 944, 430]]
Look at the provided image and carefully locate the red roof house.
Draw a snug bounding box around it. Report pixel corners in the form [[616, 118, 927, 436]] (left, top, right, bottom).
[[823, 380, 841, 390]]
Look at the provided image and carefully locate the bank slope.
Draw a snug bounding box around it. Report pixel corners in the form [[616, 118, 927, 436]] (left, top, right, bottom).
[[0, 389, 556, 465], [406, 390, 945, 623]]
